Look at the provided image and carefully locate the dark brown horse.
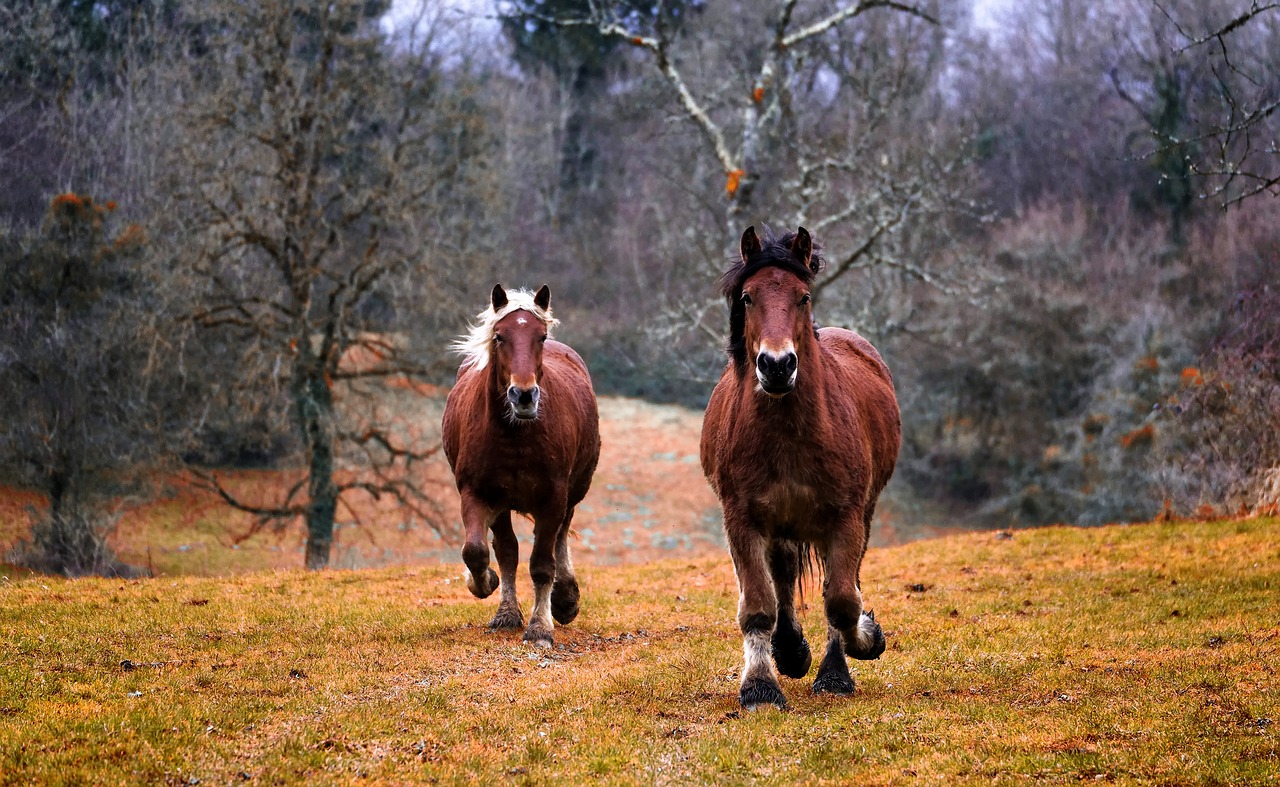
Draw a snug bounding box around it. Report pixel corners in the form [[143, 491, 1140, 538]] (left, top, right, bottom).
[[442, 284, 601, 647], [701, 226, 901, 709]]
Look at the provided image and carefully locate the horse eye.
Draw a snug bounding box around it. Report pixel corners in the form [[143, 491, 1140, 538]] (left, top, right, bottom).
[[800, 294, 811, 306], [741, 292, 753, 306], [539, 335, 547, 343], [493, 334, 503, 344]]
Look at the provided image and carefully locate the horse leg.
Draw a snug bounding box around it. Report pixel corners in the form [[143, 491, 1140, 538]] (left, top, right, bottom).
[[487, 511, 524, 630], [459, 492, 499, 599], [725, 516, 785, 710], [551, 510, 580, 625], [847, 504, 886, 662], [522, 513, 560, 648], [812, 622, 856, 695], [769, 539, 812, 679], [813, 524, 885, 695]]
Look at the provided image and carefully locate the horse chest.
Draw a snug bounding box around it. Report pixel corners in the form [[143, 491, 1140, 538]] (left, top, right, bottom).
[[719, 414, 856, 532], [469, 446, 553, 496]]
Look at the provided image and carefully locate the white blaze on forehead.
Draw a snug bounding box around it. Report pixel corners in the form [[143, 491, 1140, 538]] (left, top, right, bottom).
[[517, 317, 527, 325], [451, 288, 559, 371]]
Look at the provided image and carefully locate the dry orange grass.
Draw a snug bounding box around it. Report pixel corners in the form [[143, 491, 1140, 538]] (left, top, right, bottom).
[[1, 517, 1276, 784]]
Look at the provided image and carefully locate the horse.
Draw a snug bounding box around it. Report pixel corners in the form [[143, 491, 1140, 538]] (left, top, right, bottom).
[[442, 284, 601, 648], [700, 226, 901, 710]]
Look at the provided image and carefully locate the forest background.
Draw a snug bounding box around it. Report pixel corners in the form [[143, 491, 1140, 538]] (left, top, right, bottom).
[[0, 0, 1276, 576]]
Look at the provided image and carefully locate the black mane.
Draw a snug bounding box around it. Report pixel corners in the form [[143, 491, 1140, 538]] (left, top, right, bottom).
[[720, 226, 824, 370]]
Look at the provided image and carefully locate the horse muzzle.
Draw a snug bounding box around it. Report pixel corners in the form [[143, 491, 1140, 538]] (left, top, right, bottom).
[[755, 351, 798, 397], [506, 384, 540, 420]]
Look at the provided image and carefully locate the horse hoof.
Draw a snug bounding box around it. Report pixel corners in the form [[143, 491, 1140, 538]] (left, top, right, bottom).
[[465, 567, 499, 599], [812, 671, 856, 696], [739, 678, 788, 710], [551, 580, 580, 625], [522, 628, 553, 649], [488, 607, 524, 631], [772, 634, 812, 679], [845, 611, 886, 661]]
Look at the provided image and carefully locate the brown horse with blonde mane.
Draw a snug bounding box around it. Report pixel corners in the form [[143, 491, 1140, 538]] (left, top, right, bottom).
[[701, 226, 901, 709], [442, 284, 601, 648]]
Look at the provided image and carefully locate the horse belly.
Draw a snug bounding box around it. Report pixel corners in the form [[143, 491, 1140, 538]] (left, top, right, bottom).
[[750, 480, 838, 539]]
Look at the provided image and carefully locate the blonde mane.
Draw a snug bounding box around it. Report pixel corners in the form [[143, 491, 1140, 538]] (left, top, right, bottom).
[[452, 289, 559, 372]]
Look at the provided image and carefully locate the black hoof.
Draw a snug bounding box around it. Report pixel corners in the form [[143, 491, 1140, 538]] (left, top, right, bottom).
[[551, 579, 580, 625], [740, 678, 788, 711], [488, 605, 524, 631], [812, 670, 856, 696], [772, 629, 813, 679], [845, 610, 887, 661]]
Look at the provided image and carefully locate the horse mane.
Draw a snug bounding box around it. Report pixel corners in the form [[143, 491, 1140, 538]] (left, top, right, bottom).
[[452, 288, 560, 371], [719, 226, 824, 369]]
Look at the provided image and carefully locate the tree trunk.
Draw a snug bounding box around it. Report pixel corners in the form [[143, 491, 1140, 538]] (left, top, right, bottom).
[[297, 369, 338, 570]]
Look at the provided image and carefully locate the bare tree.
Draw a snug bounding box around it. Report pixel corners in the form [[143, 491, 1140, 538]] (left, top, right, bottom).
[[498, 0, 982, 400], [0, 195, 165, 576], [527, 1, 967, 258], [174, 0, 503, 569], [1148, 0, 1280, 206]]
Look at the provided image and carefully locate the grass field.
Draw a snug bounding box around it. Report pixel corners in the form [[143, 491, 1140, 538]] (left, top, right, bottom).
[[2, 516, 1276, 784]]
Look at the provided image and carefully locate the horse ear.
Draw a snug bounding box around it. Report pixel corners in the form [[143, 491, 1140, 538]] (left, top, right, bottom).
[[740, 226, 761, 263], [491, 283, 508, 311], [792, 227, 815, 273], [534, 284, 551, 311]]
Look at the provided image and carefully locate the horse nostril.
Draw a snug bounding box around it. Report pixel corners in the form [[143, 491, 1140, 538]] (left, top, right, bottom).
[[785, 353, 797, 374], [756, 354, 770, 374], [518, 388, 534, 406]]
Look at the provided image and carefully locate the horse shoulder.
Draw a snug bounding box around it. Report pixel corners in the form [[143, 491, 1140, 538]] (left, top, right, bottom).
[[817, 328, 901, 484], [543, 338, 596, 402], [699, 369, 737, 489], [818, 327, 894, 390], [541, 340, 601, 453], [442, 365, 487, 471], [546, 340, 590, 378]]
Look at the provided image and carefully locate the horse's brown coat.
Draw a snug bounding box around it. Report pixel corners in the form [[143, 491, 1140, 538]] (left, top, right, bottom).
[[701, 226, 901, 708], [442, 285, 600, 647]]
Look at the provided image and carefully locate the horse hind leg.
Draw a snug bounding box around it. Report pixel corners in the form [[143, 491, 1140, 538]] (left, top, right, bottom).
[[487, 512, 524, 630], [551, 510, 580, 625], [769, 539, 812, 679]]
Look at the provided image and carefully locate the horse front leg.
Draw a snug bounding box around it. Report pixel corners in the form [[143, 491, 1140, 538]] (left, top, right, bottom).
[[522, 506, 564, 648], [551, 509, 580, 625], [725, 510, 785, 710], [770, 539, 812, 679], [459, 491, 499, 600], [813, 519, 886, 696], [487, 511, 524, 630]]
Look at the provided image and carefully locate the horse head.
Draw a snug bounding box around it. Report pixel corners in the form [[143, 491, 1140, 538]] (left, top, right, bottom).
[[489, 283, 553, 421], [723, 226, 822, 398]]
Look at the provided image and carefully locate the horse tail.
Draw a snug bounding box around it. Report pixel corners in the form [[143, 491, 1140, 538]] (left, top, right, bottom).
[[796, 541, 821, 606]]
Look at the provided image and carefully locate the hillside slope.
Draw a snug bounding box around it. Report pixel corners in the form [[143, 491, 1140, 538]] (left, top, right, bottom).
[[2, 517, 1277, 784]]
